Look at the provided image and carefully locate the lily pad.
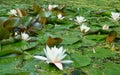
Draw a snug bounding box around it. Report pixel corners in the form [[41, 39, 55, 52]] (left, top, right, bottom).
[[103, 62, 120, 75], [0, 41, 38, 56], [71, 52, 91, 68], [84, 47, 116, 58], [82, 65, 103, 75], [0, 56, 23, 75]]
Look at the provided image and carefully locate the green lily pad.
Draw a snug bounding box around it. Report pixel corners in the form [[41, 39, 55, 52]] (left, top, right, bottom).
[[71, 52, 91, 68], [84, 47, 116, 58], [0, 41, 38, 56], [0, 56, 23, 75], [103, 62, 120, 75], [61, 31, 81, 45], [20, 17, 33, 27], [84, 34, 106, 42], [81, 37, 96, 46], [82, 65, 103, 75]]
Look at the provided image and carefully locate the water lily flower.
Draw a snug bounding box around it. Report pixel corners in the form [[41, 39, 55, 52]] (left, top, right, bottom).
[[102, 24, 109, 30], [8, 9, 17, 16], [48, 4, 58, 11], [75, 16, 86, 24], [21, 32, 30, 41], [34, 46, 73, 70], [80, 24, 90, 33], [111, 12, 120, 21], [57, 13, 65, 20]]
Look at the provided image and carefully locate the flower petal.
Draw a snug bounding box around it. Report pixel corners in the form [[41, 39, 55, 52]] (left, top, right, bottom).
[[44, 45, 52, 60], [80, 24, 90, 32], [58, 54, 67, 60], [61, 60, 73, 63], [34, 56, 47, 61], [54, 63, 63, 70]]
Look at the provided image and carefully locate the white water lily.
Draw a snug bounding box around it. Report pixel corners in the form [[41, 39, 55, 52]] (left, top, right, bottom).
[[57, 13, 65, 20], [34, 46, 73, 70], [111, 12, 120, 21], [8, 9, 17, 16], [102, 24, 109, 30], [75, 16, 86, 24], [80, 24, 90, 33], [48, 4, 58, 11], [21, 32, 30, 41]]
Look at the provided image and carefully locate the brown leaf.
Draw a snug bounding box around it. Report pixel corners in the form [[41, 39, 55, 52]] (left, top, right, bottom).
[[16, 8, 23, 17], [46, 36, 62, 47], [32, 3, 44, 14], [40, 17, 47, 25], [16, 8, 28, 17], [106, 31, 117, 43], [0, 25, 10, 40], [3, 18, 20, 31]]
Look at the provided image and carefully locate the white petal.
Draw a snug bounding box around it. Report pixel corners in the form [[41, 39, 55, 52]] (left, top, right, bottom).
[[58, 54, 67, 60], [61, 60, 73, 63], [60, 50, 66, 56], [85, 27, 90, 32], [46, 45, 51, 51], [44, 46, 51, 59], [21, 32, 30, 41], [58, 46, 63, 53], [54, 63, 63, 70], [34, 56, 47, 61], [59, 46, 63, 50], [80, 24, 90, 32]]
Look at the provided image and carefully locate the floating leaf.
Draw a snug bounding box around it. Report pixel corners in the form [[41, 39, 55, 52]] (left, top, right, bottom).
[[81, 38, 96, 46], [106, 31, 117, 43], [32, 3, 43, 15], [37, 62, 64, 75], [84, 34, 106, 42], [40, 17, 48, 25], [20, 16, 33, 27], [0, 17, 8, 25], [6, 72, 30, 75], [82, 65, 102, 75], [84, 47, 116, 58], [16, 8, 28, 17], [61, 31, 81, 45], [0, 56, 39, 75], [70, 68, 87, 75], [0, 25, 10, 40], [0, 56, 23, 75], [1, 37, 15, 45], [71, 52, 91, 68], [0, 41, 38, 56], [103, 62, 120, 75], [27, 22, 43, 35], [3, 18, 20, 31], [46, 36, 62, 47]]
